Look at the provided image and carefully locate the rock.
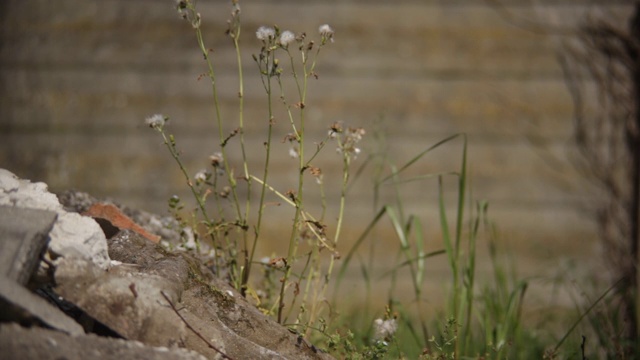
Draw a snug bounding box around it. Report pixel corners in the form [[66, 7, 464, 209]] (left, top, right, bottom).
[[0, 276, 85, 336], [0, 170, 334, 359], [0, 169, 110, 269], [0, 206, 57, 284], [54, 230, 333, 359], [58, 189, 183, 245], [0, 323, 208, 360], [0, 204, 84, 337]]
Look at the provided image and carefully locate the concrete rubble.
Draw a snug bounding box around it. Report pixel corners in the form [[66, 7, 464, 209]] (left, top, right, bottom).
[[0, 168, 334, 360]]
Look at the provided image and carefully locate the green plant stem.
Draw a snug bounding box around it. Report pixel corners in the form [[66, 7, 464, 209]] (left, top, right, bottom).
[[246, 49, 276, 296], [194, 20, 244, 244], [160, 131, 215, 249], [554, 277, 624, 353], [231, 20, 253, 295], [278, 44, 322, 324], [312, 156, 350, 326]]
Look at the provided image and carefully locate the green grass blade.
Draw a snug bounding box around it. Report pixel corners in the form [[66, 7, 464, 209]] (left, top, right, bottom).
[[386, 206, 409, 249], [438, 175, 455, 275], [376, 249, 446, 280], [553, 276, 624, 353], [454, 134, 467, 260], [386, 171, 457, 186], [413, 217, 426, 291], [380, 133, 461, 184], [334, 206, 387, 294]]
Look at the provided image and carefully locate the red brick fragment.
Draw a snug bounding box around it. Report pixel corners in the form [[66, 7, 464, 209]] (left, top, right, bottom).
[[82, 203, 161, 243]]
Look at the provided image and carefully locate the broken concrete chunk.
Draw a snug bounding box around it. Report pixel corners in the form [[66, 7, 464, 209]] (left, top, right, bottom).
[[0, 276, 84, 336], [54, 230, 333, 359], [0, 168, 110, 269], [0, 206, 57, 284], [0, 323, 208, 360], [48, 211, 110, 269]]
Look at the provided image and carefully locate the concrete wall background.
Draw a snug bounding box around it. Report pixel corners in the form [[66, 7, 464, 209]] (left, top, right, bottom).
[[1, 0, 632, 279]]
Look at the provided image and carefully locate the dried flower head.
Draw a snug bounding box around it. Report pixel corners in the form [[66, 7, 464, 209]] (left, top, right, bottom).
[[328, 121, 343, 137], [278, 30, 296, 48], [373, 318, 398, 341], [194, 169, 210, 184], [175, 0, 201, 29], [318, 24, 334, 44], [175, 0, 188, 12], [145, 114, 167, 131], [219, 185, 231, 198], [256, 26, 276, 41], [269, 257, 287, 269], [335, 126, 365, 159], [309, 166, 323, 184], [209, 152, 223, 167], [282, 133, 299, 143]]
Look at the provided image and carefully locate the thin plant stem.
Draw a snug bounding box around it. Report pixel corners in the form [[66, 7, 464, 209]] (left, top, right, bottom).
[[159, 130, 215, 250], [246, 45, 276, 296], [192, 13, 245, 261], [229, 10, 254, 295], [278, 45, 312, 324]]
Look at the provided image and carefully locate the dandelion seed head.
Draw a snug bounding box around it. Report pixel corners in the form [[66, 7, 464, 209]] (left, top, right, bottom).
[[318, 24, 334, 43], [145, 114, 166, 130], [373, 318, 398, 341], [278, 30, 296, 47], [318, 24, 333, 36], [256, 26, 276, 41]]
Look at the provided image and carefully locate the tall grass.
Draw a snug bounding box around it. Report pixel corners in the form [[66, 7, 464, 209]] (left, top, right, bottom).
[[332, 133, 536, 358]]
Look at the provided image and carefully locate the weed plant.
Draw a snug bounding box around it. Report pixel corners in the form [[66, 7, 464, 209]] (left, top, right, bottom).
[[148, 0, 357, 335], [146, 1, 626, 358]]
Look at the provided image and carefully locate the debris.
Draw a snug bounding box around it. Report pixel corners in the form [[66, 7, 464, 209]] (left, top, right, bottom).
[[0, 276, 84, 336], [83, 203, 161, 243], [0, 169, 110, 270], [0, 206, 56, 284]]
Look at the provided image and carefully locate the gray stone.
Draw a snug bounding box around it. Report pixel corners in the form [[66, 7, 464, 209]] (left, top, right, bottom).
[[0, 276, 84, 336], [54, 230, 333, 360], [0, 169, 20, 192], [0, 323, 208, 360], [0, 168, 110, 269], [0, 206, 57, 284]]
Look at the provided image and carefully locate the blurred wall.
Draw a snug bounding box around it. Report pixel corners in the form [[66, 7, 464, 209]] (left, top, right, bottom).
[[0, 0, 632, 274]]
